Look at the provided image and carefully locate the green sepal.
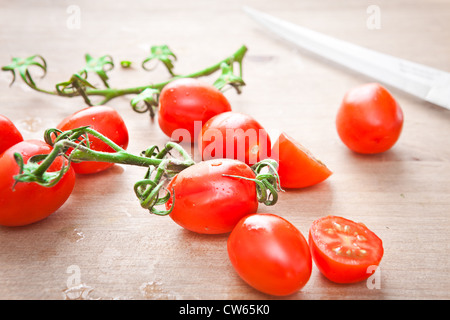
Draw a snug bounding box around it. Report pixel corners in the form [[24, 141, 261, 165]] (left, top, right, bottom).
[[130, 88, 160, 117], [81, 54, 114, 88], [142, 45, 177, 76], [12, 152, 71, 189], [213, 62, 245, 93], [2, 55, 47, 88]]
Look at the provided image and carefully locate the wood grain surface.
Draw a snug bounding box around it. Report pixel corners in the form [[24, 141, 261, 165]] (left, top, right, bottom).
[[0, 0, 449, 300]]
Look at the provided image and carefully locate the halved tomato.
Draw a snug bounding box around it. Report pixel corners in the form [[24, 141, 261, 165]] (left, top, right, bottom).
[[309, 215, 384, 284]]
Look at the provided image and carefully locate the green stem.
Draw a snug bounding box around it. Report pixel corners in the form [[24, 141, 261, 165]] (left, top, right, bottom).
[[32, 86, 55, 95], [70, 146, 161, 166], [65, 139, 192, 169], [77, 45, 248, 105], [30, 146, 64, 177], [24, 128, 195, 188]]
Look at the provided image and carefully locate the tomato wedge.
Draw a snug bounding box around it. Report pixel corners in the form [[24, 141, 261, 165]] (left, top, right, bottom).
[[309, 215, 384, 284], [271, 132, 332, 189]]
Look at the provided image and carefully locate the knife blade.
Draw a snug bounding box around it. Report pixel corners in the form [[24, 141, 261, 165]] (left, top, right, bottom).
[[243, 6, 450, 110]]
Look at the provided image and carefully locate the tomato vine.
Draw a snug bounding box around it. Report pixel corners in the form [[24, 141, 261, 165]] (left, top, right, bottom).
[[12, 126, 280, 216], [2, 45, 247, 118]]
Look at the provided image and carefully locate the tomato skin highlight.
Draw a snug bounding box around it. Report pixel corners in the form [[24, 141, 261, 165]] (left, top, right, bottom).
[[158, 78, 232, 142], [336, 83, 403, 154], [0, 114, 23, 155], [309, 215, 384, 284], [227, 213, 312, 296], [166, 159, 258, 234], [0, 140, 76, 227], [57, 105, 129, 174], [198, 111, 271, 166], [271, 132, 332, 189]]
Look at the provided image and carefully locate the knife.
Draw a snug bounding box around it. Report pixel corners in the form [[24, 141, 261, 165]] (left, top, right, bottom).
[[243, 6, 450, 110]]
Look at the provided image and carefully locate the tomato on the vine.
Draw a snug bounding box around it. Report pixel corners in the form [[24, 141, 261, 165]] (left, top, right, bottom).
[[336, 83, 404, 154], [270, 132, 332, 189], [166, 159, 258, 234], [198, 111, 271, 166], [158, 78, 232, 142], [309, 215, 384, 284], [57, 105, 129, 174], [0, 140, 76, 227], [227, 213, 312, 296], [0, 114, 23, 155]]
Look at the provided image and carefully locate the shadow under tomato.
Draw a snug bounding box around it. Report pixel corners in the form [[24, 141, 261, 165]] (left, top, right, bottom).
[[306, 269, 386, 300], [273, 180, 335, 226]]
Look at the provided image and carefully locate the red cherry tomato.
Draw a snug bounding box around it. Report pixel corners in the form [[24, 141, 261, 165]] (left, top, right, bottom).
[[198, 111, 271, 166], [270, 132, 332, 189], [0, 114, 23, 155], [336, 83, 404, 154], [227, 213, 312, 296], [309, 215, 384, 284], [158, 78, 232, 142], [166, 159, 258, 234], [0, 140, 76, 227], [57, 105, 129, 174]]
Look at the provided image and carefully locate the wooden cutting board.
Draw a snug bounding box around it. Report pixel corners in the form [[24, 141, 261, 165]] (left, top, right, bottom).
[[0, 0, 449, 300]]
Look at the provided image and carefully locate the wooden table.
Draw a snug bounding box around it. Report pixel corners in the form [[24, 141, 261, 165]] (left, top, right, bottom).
[[1, 0, 449, 300]]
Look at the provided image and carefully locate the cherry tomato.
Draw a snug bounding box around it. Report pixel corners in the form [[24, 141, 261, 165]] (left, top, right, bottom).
[[166, 159, 258, 234], [57, 105, 129, 174], [158, 78, 232, 142], [0, 114, 23, 155], [336, 83, 403, 154], [270, 132, 332, 189], [227, 213, 312, 296], [0, 140, 76, 227], [198, 111, 271, 166], [309, 215, 384, 284]]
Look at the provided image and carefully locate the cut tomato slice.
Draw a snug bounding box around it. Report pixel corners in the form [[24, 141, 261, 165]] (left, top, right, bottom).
[[271, 132, 332, 189], [309, 215, 384, 284]]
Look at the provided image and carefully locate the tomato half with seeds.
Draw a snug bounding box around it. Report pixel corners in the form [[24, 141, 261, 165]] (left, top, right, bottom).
[[166, 159, 258, 234], [57, 105, 129, 174], [0, 140, 76, 227], [309, 215, 384, 284], [0, 114, 23, 155], [228, 213, 312, 296], [271, 132, 332, 189], [158, 78, 232, 142], [336, 83, 403, 154], [199, 111, 271, 166]]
